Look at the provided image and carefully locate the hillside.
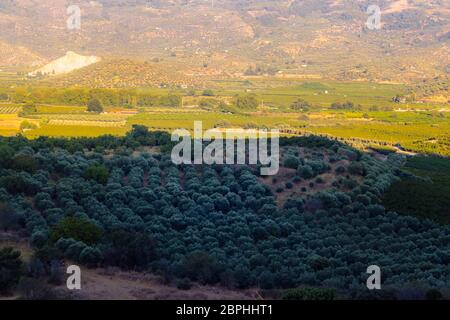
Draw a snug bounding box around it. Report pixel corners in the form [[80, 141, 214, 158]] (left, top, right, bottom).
[[47, 58, 208, 88], [0, 0, 448, 82], [29, 51, 101, 77], [0, 40, 45, 67]]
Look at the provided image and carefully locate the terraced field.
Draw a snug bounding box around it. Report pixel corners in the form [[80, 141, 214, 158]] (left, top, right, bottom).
[[0, 105, 21, 114]]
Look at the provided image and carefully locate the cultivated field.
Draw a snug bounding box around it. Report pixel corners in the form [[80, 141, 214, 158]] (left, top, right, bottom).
[[0, 80, 448, 156]]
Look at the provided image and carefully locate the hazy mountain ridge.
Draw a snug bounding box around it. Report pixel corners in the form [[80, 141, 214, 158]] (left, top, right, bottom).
[[0, 0, 448, 82]]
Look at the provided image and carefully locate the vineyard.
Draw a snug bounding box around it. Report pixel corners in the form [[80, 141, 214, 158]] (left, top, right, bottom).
[[0, 105, 21, 114], [47, 120, 126, 127], [0, 80, 448, 156]]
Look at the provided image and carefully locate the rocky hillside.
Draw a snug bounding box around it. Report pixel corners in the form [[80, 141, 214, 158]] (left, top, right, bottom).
[[29, 51, 101, 76], [0, 40, 45, 67], [0, 0, 448, 82]]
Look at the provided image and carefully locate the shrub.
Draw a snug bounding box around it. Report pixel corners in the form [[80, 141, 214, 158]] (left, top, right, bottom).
[[298, 165, 314, 179], [79, 247, 103, 267], [105, 230, 157, 270], [181, 251, 222, 285], [20, 121, 38, 131], [335, 166, 346, 174], [0, 247, 23, 295], [84, 165, 109, 185], [0, 144, 14, 167], [30, 230, 48, 248], [348, 162, 366, 176], [283, 156, 300, 169], [202, 90, 214, 96], [10, 154, 38, 173], [236, 94, 258, 110], [176, 278, 192, 290], [51, 217, 102, 245], [87, 98, 103, 113], [0, 202, 19, 232]]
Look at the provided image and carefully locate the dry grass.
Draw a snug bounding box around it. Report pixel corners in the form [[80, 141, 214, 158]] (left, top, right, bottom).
[[71, 268, 259, 300]]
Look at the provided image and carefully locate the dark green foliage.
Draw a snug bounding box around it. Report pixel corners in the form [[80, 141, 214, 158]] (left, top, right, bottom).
[[202, 89, 214, 96], [282, 287, 336, 300], [10, 154, 38, 173], [181, 251, 222, 285], [0, 144, 14, 167], [298, 165, 314, 179], [84, 164, 109, 185], [104, 230, 156, 270], [330, 101, 358, 110], [283, 156, 300, 169], [79, 247, 103, 267], [87, 98, 103, 113], [348, 162, 366, 176], [291, 99, 310, 111], [235, 94, 258, 110], [51, 217, 102, 245], [0, 202, 19, 231], [0, 134, 448, 294], [19, 103, 37, 116], [176, 278, 192, 290], [383, 157, 450, 224], [0, 247, 23, 295]]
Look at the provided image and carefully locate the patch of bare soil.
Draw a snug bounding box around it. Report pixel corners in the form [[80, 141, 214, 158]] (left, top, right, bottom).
[[73, 268, 260, 300]]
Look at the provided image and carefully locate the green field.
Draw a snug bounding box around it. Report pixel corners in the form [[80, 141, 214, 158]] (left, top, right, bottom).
[[0, 80, 448, 156]]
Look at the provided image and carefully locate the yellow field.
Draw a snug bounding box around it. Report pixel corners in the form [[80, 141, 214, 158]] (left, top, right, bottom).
[[0, 114, 40, 135]]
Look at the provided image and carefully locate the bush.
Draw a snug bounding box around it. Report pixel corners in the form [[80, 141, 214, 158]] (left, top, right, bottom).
[[181, 251, 222, 285], [84, 165, 109, 185], [30, 231, 48, 248], [298, 165, 314, 179], [79, 247, 103, 267], [335, 166, 346, 174], [105, 230, 157, 270], [290, 99, 310, 111], [0, 144, 14, 167], [348, 162, 366, 176], [0, 202, 19, 232], [202, 90, 214, 97], [283, 156, 300, 169], [0, 247, 23, 295], [19, 103, 37, 116], [87, 98, 103, 113], [276, 187, 284, 193], [10, 154, 38, 173], [176, 278, 192, 290], [282, 287, 336, 300], [20, 121, 38, 131], [51, 217, 102, 245], [236, 95, 258, 110]]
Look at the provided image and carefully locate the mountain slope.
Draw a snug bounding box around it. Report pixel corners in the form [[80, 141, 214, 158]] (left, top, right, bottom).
[[0, 0, 448, 82], [29, 51, 101, 76], [0, 40, 45, 67]]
